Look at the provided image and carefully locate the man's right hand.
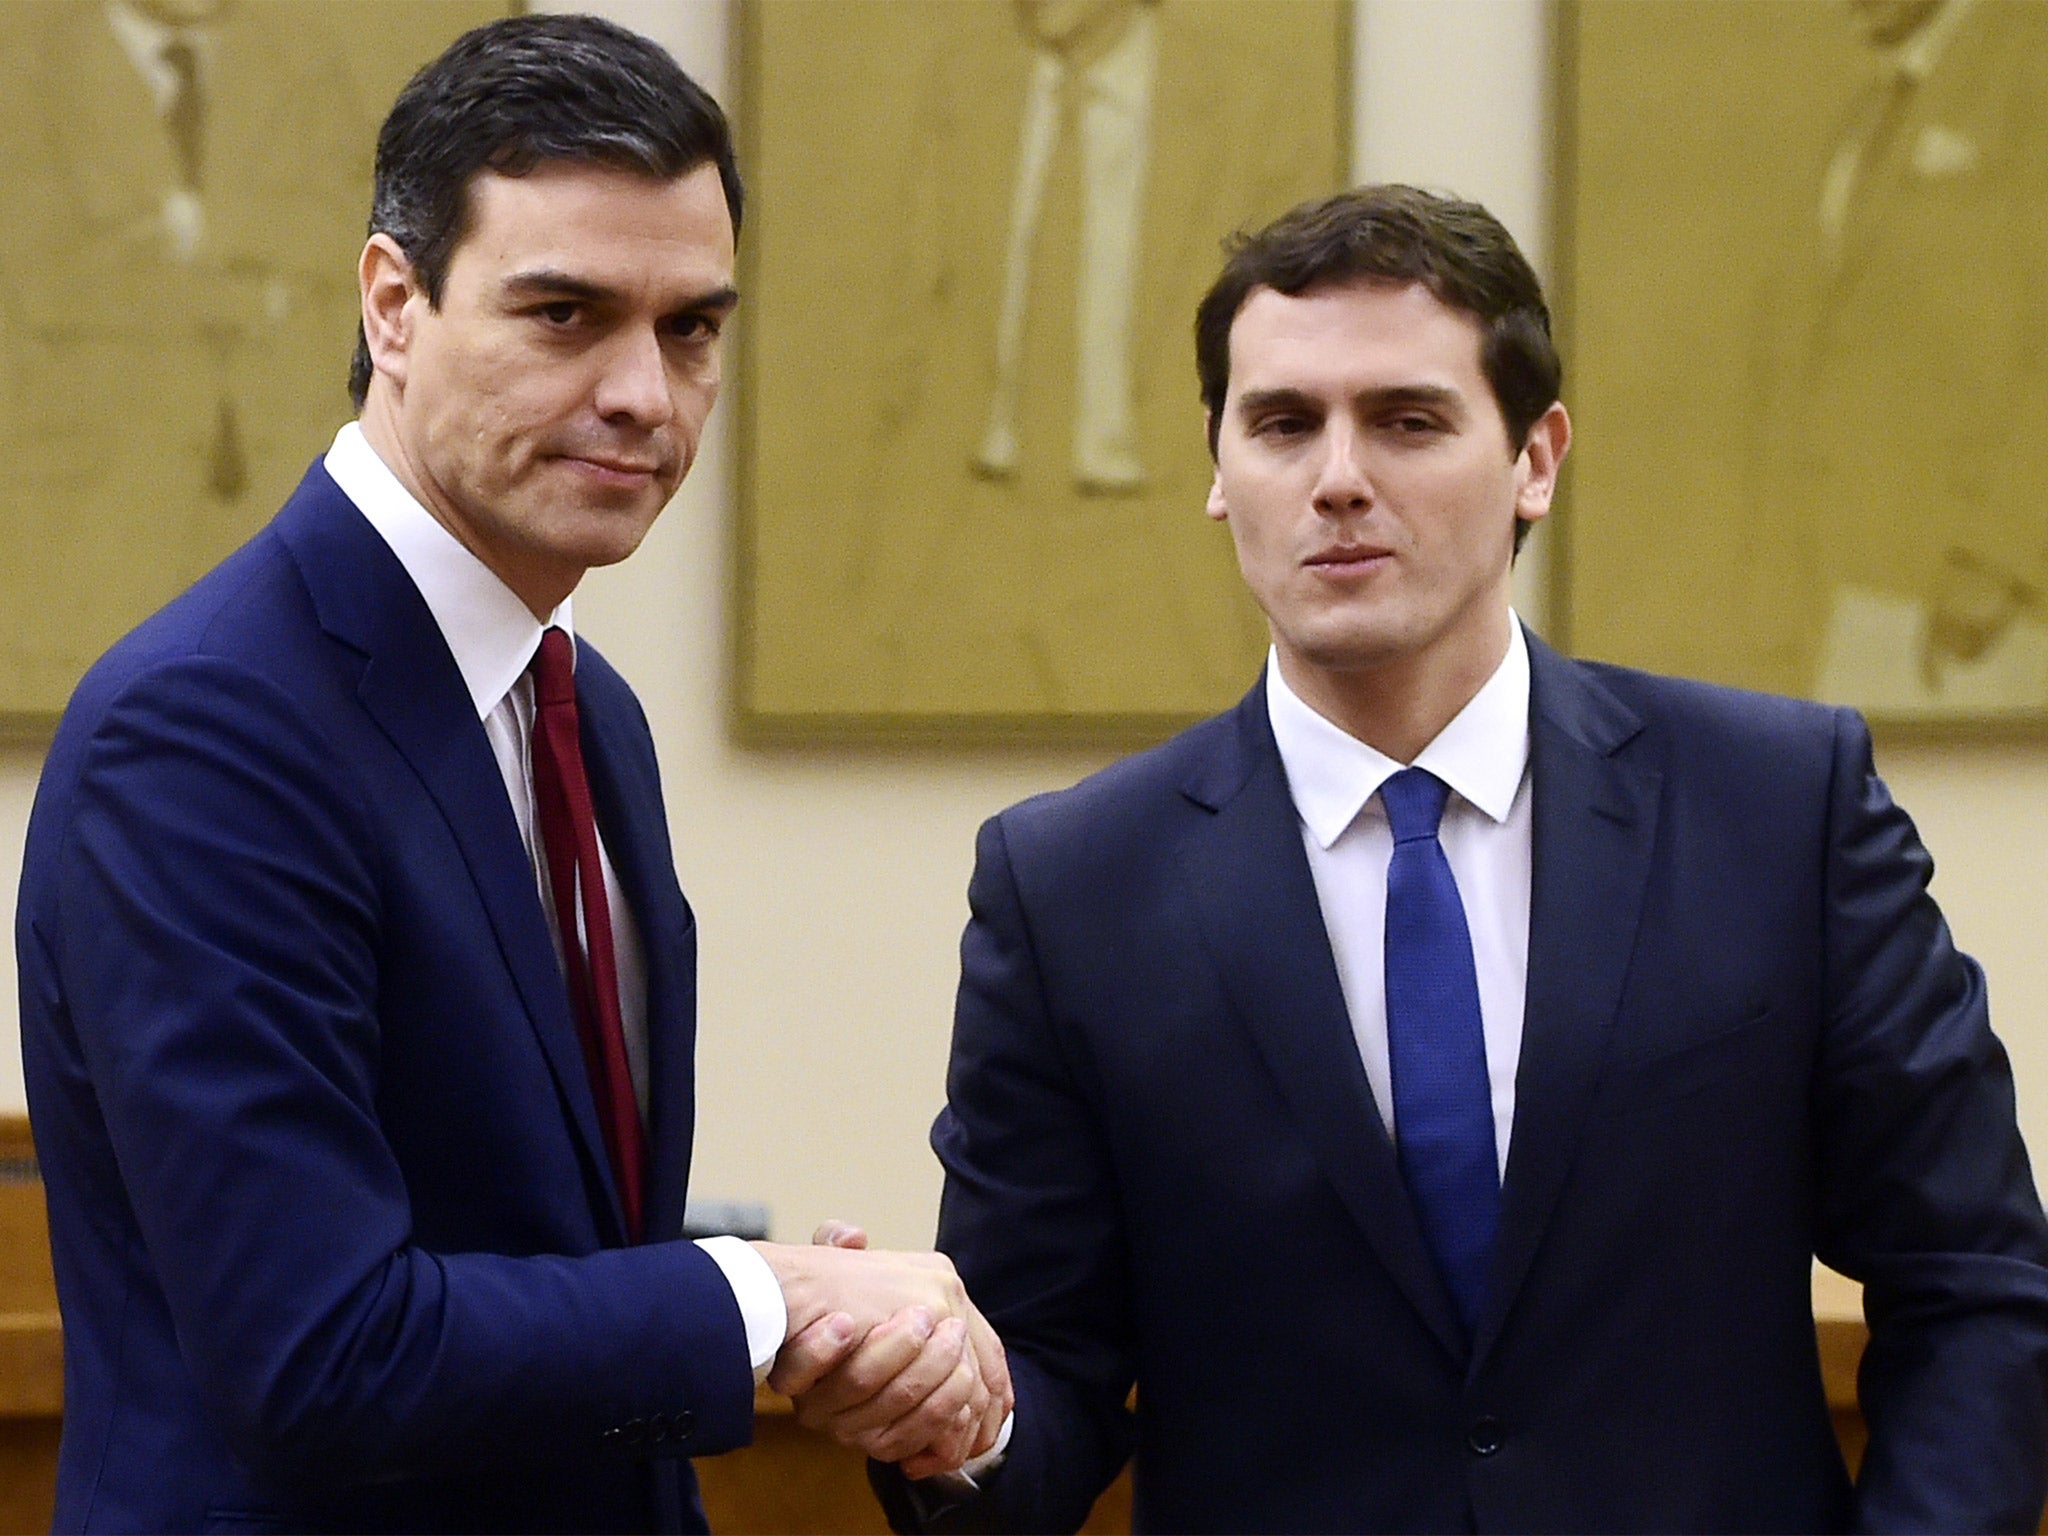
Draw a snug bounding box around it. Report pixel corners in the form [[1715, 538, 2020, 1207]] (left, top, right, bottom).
[[753, 1226, 1012, 1478], [751, 1229, 974, 1351]]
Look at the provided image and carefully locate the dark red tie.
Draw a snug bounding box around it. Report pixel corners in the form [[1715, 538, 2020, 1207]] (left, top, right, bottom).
[[529, 628, 645, 1242]]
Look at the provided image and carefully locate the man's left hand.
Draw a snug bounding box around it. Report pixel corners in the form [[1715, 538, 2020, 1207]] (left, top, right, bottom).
[[769, 1222, 1012, 1478]]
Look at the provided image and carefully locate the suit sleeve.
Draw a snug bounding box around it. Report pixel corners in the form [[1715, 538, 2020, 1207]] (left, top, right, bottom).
[[874, 814, 1137, 1534], [1810, 708, 2048, 1533], [37, 655, 756, 1491]]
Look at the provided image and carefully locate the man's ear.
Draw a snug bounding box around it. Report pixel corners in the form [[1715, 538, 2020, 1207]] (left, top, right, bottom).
[[359, 234, 422, 393], [1206, 468, 1229, 522], [1205, 414, 1228, 521], [1511, 401, 1572, 526]]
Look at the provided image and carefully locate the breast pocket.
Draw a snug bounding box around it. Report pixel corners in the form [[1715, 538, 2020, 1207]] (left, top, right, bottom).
[[1600, 1004, 1780, 1114]]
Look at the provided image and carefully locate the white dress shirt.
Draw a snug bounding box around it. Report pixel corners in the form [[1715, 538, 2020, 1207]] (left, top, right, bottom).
[[955, 634, 1536, 1494], [324, 422, 785, 1373], [1265, 620, 1533, 1176]]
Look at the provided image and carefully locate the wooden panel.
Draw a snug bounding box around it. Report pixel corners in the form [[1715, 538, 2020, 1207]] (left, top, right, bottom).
[[0, 1417, 61, 1536], [695, 1390, 1132, 1535], [696, 1400, 890, 1536], [0, 1122, 56, 1318], [0, 1116, 60, 1536], [0, 1116, 60, 1422], [0, 1317, 62, 1419]]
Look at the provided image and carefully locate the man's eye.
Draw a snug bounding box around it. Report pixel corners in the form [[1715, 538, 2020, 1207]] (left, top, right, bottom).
[[666, 313, 721, 342], [1387, 415, 1440, 435], [1255, 416, 1311, 438], [536, 301, 579, 325]]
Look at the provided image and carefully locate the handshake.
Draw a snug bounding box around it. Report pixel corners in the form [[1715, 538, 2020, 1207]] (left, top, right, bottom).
[[751, 1223, 1011, 1480]]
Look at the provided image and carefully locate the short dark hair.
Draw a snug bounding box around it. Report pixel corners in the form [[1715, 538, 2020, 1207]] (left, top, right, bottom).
[[1194, 185, 1561, 550], [347, 13, 742, 409]]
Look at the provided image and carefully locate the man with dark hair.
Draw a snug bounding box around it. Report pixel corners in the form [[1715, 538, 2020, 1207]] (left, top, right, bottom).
[[866, 183, 2048, 1531], [340, 15, 747, 415], [1193, 185, 1559, 555], [18, 14, 1004, 1533]]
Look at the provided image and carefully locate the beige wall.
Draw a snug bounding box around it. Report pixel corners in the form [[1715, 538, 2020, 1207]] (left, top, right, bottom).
[[5, 0, 2046, 1249]]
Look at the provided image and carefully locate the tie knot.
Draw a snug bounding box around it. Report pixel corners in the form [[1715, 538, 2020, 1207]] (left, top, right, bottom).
[[531, 627, 576, 708], [1380, 767, 1450, 844]]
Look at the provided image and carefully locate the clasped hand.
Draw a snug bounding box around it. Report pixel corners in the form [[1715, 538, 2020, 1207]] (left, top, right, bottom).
[[751, 1223, 1011, 1479]]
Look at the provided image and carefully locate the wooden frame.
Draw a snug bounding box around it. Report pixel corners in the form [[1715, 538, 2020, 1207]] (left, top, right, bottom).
[[733, 0, 1349, 744], [1551, 0, 2048, 734]]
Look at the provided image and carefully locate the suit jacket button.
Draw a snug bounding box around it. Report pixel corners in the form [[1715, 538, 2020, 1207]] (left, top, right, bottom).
[[620, 1417, 648, 1447], [1467, 1416, 1504, 1457], [648, 1412, 672, 1444], [673, 1408, 696, 1440]]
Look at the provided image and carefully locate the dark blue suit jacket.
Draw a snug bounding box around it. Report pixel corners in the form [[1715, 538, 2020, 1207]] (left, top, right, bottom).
[[16, 467, 756, 1533], [890, 635, 2048, 1533]]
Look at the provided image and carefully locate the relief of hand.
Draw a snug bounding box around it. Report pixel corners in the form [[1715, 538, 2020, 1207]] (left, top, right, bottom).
[[755, 1222, 1013, 1480], [1922, 546, 2036, 686]]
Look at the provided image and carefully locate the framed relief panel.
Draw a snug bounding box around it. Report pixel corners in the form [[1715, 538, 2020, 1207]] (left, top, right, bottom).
[[1555, 0, 2048, 732], [736, 0, 1348, 743], [0, 0, 510, 732]]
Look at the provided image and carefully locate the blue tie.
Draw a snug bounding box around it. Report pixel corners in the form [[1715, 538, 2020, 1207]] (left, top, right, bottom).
[[1382, 767, 1499, 1336]]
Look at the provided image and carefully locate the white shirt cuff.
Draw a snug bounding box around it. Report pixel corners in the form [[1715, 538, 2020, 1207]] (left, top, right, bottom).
[[961, 1408, 1014, 1479], [921, 1408, 1014, 1491], [696, 1235, 787, 1383]]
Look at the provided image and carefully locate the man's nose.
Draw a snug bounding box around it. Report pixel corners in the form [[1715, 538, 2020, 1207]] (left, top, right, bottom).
[[1311, 422, 1371, 513], [594, 325, 674, 428]]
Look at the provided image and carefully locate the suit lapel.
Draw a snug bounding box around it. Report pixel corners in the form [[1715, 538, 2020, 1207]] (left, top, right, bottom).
[[273, 469, 628, 1245], [579, 666, 698, 1245], [1472, 635, 1660, 1362], [1178, 685, 1468, 1361]]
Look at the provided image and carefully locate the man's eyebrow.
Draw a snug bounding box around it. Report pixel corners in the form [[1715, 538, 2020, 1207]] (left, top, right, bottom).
[[500, 269, 616, 303], [677, 284, 741, 317], [1233, 386, 1319, 416], [1234, 382, 1465, 415], [1368, 383, 1463, 411], [497, 271, 742, 315]]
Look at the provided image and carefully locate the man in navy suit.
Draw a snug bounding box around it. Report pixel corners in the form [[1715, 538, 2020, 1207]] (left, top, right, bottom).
[[858, 185, 2048, 1531], [16, 16, 1004, 1532]]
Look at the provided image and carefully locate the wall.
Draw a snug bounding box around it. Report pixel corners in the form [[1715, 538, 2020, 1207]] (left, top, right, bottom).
[[4, 0, 2046, 1249]]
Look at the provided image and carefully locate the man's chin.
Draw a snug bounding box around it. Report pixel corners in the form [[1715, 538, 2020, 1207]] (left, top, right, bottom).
[[1280, 617, 1414, 673], [567, 523, 661, 573]]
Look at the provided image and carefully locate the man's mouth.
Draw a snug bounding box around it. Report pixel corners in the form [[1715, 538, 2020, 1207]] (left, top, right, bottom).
[[558, 452, 668, 485], [1305, 543, 1393, 571]]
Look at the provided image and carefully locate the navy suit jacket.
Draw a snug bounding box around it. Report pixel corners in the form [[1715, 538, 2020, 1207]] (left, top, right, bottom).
[[16, 466, 755, 1533], [884, 635, 2048, 1534]]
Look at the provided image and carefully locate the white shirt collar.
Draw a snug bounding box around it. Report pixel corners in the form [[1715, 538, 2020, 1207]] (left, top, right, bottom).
[[1266, 616, 1531, 850], [323, 421, 571, 719]]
